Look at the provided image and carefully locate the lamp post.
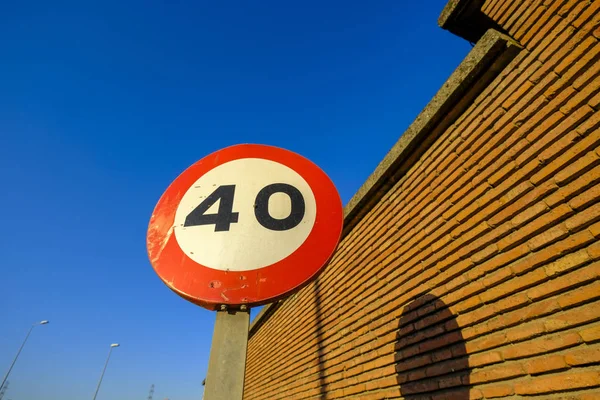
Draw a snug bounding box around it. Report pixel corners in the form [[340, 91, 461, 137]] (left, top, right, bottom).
[[92, 343, 120, 400], [0, 320, 49, 391]]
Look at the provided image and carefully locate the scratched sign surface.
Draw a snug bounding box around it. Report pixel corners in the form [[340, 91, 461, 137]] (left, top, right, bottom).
[[147, 144, 343, 310]]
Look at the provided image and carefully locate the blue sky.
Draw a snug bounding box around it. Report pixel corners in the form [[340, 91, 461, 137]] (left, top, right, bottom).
[[0, 1, 469, 399]]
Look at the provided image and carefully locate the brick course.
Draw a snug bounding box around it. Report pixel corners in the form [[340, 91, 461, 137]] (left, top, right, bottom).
[[244, 1, 600, 399]]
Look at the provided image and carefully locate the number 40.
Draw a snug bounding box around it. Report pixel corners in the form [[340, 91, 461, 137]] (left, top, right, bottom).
[[184, 184, 305, 232]]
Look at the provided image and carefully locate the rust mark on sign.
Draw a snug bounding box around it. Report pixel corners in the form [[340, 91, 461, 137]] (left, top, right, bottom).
[[218, 283, 250, 303], [150, 224, 174, 264]]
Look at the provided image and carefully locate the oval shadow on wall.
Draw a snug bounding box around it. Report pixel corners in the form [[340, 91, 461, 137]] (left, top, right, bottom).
[[395, 294, 471, 399]]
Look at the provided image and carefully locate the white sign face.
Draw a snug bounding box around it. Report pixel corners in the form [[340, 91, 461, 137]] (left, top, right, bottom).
[[173, 158, 317, 271]]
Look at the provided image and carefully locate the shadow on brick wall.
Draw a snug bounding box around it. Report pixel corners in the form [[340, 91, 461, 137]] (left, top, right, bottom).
[[396, 294, 471, 399]]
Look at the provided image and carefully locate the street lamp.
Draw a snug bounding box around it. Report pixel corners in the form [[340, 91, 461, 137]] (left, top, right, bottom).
[[92, 343, 120, 400], [0, 320, 50, 391]]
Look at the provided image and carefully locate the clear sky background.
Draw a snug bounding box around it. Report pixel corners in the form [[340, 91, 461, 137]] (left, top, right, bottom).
[[0, 1, 470, 399]]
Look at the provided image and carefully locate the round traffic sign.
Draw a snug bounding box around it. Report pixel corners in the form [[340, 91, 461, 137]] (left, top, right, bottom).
[[147, 144, 343, 310]]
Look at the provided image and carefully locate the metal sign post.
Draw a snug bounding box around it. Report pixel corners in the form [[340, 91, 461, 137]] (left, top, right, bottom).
[[147, 144, 343, 399], [204, 308, 250, 400]]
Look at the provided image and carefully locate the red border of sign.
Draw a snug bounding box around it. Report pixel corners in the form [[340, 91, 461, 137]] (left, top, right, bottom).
[[147, 144, 343, 310]]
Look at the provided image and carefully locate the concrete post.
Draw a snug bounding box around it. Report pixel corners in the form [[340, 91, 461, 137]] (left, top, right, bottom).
[[204, 309, 250, 400]]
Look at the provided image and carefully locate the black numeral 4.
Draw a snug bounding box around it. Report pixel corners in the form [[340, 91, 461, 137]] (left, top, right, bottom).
[[184, 185, 239, 232]]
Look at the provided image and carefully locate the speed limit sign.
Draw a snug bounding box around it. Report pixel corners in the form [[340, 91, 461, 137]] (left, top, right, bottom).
[[147, 144, 343, 310]]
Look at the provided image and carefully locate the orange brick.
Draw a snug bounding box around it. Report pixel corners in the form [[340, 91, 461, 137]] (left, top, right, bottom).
[[572, 0, 600, 29], [514, 200, 550, 229], [580, 325, 600, 343], [452, 295, 483, 315], [590, 90, 600, 109], [483, 266, 513, 289], [498, 204, 572, 251], [516, 230, 593, 275], [510, 1, 541, 36], [343, 382, 366, 396], [534, 135, 592, 187], [579, 390, 600, 400], [559, 39, 600, 85], [588, 241, 600, 259], [575, 52, 600, 91], [554, 228, 598, 252], [545, 301, 600, 332], [524, 354, 567, 374], [470, 362, 526, 384], [505, 320, 546, 343], [373, 386, 401, 398], [480, 268, 547, 304], [468, 351, 503, 368], [525, 7, 563, 47], [514, 370, 600, 395], [546, 164, 600, 208], [487, 161, 517, 187], [471, 243, 499, 264], [521, 106, 593, 168], [364, 379, 378, 392], [562, 0, 591, 21], [527, 223, 570, 251], [539, 67, 568, 98], [561, 76, 600, 114], [480, 383, 514, 398], [591, 221, 600, 238], [499, 179, 534, 205], [515, 6, 546, 41], [558, 278, 600, 308], [467, 243, 530, 281], [530, 261, 599, 302], [565, 202, 600, 232], [502, 332, 582, 360], [565, 345, 600, 366], [494, 0, 523, 24], [577, 109, 600, 135], [570, 183, 600, 210], [518, 299, 561, 324], [538, 21, 575, 63], [556, 149, 600, 186], [502, 80, 533, 110], [544, 248, 592, 276], [494, 292, 530, 315], [466, 332, 509, 354]]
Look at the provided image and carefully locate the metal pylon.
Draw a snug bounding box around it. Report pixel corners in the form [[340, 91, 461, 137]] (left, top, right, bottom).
[[0, 380, 9, 400], [147, 384, 154, 400]]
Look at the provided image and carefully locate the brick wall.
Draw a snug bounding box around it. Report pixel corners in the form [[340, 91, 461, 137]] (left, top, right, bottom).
[[244, 1, 600, 399]]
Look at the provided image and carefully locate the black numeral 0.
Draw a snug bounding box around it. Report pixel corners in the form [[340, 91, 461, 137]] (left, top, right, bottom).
[[184, 183, 305, 232], [254, 183, 305, 231]]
